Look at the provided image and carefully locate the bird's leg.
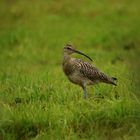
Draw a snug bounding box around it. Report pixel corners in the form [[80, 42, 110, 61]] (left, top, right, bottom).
[[83, 80, 87, 99]]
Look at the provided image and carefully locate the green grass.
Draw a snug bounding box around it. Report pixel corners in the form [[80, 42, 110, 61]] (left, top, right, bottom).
[[0, 0, 140, 139]]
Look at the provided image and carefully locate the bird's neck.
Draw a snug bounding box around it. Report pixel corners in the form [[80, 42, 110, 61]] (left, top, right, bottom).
[[63, 53, 74, 75], [63, 53, 71, 63]]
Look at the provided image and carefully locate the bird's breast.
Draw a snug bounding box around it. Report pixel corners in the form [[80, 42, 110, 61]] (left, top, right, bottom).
[[62, 62, 75, 76]]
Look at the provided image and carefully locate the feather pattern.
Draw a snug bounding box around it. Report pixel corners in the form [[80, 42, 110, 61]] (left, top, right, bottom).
[[72, 59, 115, 84]]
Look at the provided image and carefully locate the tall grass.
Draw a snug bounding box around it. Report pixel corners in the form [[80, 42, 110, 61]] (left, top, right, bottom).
[[0, 0, 140, 139]]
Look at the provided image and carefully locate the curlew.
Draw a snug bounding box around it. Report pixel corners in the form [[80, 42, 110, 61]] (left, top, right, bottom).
[[62, 44, 117, 98]]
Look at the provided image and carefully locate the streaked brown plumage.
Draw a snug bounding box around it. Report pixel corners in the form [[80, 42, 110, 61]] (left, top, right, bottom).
[[62, 44, 117, 98]]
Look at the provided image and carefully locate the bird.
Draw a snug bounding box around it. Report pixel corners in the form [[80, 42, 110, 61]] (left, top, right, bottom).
[[62, 44, 117, 98]]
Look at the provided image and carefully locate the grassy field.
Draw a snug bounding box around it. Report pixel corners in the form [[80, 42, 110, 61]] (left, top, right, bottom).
[[0, 0, 140, 139]]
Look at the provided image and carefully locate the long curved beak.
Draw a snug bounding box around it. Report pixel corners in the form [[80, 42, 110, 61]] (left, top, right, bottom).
[[73, 49, 93, 61]]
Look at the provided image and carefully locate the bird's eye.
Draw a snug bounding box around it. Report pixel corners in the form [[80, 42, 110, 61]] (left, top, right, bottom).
[[67, 47, 71, 50]]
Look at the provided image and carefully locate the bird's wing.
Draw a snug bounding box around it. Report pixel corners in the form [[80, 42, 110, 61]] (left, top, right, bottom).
[[73, 59, 109, 82]]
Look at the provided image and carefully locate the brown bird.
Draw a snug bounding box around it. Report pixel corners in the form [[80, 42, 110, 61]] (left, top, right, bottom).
[[62, 44, 117, 98]]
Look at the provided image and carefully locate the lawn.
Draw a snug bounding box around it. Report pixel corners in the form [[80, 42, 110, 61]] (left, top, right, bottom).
[[0, 0, 140, 139]]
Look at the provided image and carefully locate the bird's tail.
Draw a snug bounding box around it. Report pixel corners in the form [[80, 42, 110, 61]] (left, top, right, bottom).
[[109, 77, 117, 86], [99, 72, 117, 86]]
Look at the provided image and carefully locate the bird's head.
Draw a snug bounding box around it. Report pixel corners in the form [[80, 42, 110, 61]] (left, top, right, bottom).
[[64, 44, 93, 61], [64, 44, 74, 55]]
